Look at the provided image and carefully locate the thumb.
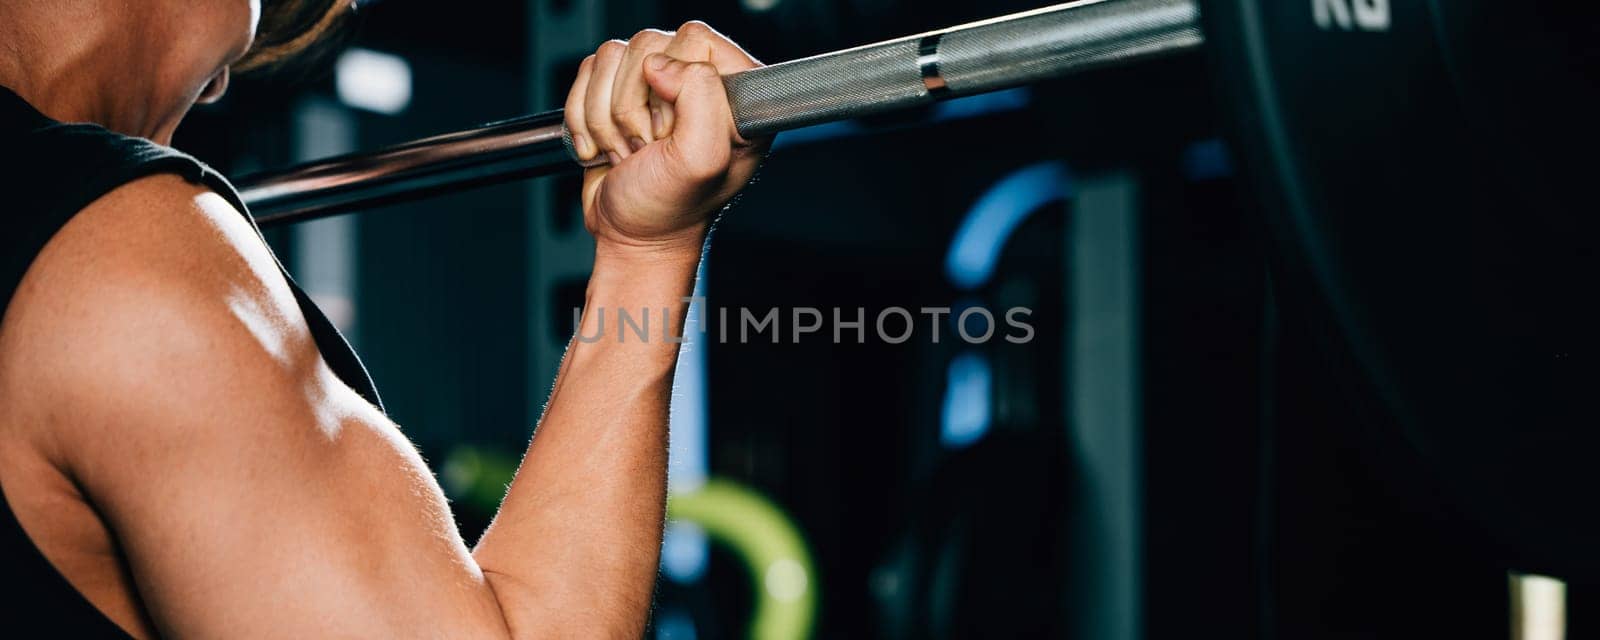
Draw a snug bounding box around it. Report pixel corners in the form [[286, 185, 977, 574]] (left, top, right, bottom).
[[643, 54, 735, 176]]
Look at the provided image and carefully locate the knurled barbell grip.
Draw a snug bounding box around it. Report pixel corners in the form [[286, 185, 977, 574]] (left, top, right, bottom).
[[561, 0, 1202, 165]]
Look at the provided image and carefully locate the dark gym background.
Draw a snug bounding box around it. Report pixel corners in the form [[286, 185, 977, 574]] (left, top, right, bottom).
[[167, 0, 1559, 637]]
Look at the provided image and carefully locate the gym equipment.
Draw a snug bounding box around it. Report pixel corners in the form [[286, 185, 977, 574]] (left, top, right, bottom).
[[236, 0, 1599, 580], [1203, 0, 1599, 578], [237, 0, 1203, 223]]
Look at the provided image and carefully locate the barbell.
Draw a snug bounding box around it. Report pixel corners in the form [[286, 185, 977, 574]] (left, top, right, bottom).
[[238, 0, 1204, 224], [236, 0, 1599, 581]]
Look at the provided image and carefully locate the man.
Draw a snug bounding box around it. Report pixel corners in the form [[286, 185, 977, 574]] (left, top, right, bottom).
[[0, 0, 764, 635]]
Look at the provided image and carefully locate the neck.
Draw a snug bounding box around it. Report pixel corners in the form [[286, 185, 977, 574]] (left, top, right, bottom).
[[0, 2, 192, 143]]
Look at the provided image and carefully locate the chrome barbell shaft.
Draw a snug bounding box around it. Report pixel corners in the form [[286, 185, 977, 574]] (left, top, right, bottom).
[[239, 0, 1202, 225]]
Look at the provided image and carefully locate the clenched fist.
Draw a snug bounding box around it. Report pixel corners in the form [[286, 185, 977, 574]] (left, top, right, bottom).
[[565, 22, 769, 262]]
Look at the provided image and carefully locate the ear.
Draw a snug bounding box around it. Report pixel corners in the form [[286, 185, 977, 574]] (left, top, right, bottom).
[[197, 67, 231, 104]]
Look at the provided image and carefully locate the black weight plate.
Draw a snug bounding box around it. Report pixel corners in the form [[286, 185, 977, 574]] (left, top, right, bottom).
[[1200, 0, 1600, 578]]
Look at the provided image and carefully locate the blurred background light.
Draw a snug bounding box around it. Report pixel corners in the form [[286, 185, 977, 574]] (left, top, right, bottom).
[[668, 479, 816, 640], [772, 88, 1031, 150], [335, 48, 412, 115], [654, 606, 699, 640], [440, 446, 520, 515], [929, 87, 1030, 121], [661, 521, 711, 584], [940, 351, 992, 449], [668, 264, 710, 495], [663, 263, 711, 584], [764, 557, 808, 602], [1510, 573, 1566, 640], [1181, 138, 1232, 182], [945, 161, 1073, 290]]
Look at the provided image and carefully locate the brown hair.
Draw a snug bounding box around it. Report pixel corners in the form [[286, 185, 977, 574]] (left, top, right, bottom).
[[233, 0, 356, 73]]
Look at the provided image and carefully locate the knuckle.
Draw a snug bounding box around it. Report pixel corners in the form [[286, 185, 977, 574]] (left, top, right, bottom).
[[630, 28, 670, 45], [596, 39, 626, 58], [677, 20, 712, 38]]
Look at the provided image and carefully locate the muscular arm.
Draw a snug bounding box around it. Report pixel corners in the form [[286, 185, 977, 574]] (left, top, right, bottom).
[[472, 252, 699, 635], [475, 22, 765, 634], [0, 23, 762, 639], [11, 176, 511, 637]]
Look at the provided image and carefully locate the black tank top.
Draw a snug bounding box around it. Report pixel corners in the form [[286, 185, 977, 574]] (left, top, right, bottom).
[[0, 85, 383, 635]]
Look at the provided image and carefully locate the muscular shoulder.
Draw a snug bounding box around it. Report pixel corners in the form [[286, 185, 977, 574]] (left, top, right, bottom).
[[0, 173, 325, 469]]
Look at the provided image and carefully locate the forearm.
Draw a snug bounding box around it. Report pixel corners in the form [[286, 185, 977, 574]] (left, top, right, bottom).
[[472, 245, 702, 637]]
